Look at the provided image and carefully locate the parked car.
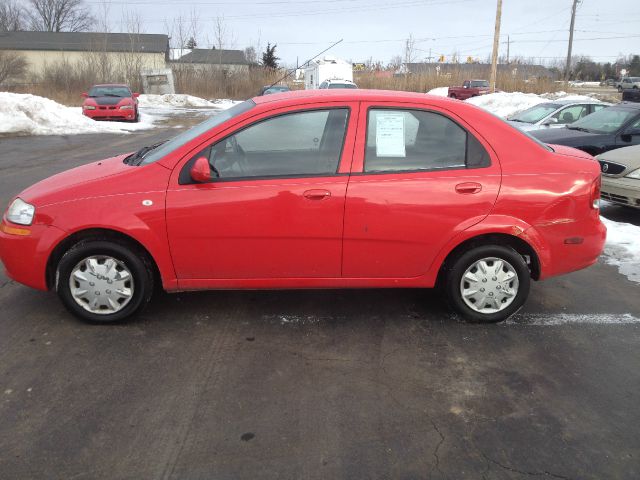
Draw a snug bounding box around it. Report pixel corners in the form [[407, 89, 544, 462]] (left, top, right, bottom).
[[531, 102, 640, 156], [602, 78, 616, 87], [622, 88, 640, 103], [318, 79, 357, 89], [81, 84, 140, 122], [258, 85, 290, 96], [507, 100, 610, 132], [0, 90, 605, 324], [448, 80, 491, 100], [596, 145, 640, 209], [617, 77, 640, 92]]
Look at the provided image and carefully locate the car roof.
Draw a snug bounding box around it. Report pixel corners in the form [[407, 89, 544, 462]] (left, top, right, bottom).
[[552, 99, 603, 105], [610, 102, 640, 110], [253, 89, 454, 105], [91, 83, 130, 88]]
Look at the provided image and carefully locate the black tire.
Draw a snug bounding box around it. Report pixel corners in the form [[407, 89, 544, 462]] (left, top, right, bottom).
[[444, 245, 531, 323], [449, 94, 457, 99], [133, 109, 140, 123], [56, 240, 154, 324]]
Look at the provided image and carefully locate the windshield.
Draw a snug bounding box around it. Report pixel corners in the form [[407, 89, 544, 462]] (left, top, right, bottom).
[[88, 86, 132, 97], [264, 86, 289, 94], [328, 83, 357, 89], [470, 80, 489, 88], [510, 103, 561, 123], [140, 100, 256, 165], [568, 107, 638, 134]]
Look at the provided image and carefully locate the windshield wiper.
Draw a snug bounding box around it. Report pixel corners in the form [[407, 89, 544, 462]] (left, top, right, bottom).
[[566, 126, 591, 132], [124, 141, 167, 166]]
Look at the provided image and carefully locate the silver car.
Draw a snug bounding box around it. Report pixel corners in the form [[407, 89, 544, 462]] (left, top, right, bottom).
[[597, 145, 640, 209], [507, 100, 609, 132], [617, 77, 640, 92]]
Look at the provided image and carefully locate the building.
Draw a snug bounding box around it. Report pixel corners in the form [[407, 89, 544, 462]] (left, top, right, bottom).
[[171, 48, 249, 74], [0, 31, 169, 81]]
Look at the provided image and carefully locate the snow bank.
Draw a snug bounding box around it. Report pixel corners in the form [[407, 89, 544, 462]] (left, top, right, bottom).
[[466, 91, 598, 119], [426, 87, 449, 97], [0, 92, 156, 136], [601, 217, 640, 284], [138, 94, 242, 110]]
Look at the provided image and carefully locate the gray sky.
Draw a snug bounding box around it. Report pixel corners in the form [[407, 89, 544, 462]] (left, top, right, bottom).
[[92, 0, 639, 66]]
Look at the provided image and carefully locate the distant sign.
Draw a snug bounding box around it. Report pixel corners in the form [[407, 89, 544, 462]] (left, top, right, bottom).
[[353, 63, 366, 71]]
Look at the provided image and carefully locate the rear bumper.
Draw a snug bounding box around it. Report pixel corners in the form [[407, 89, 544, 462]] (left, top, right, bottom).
[[602, 177, 640, 209], [0, 222, 67, 291]]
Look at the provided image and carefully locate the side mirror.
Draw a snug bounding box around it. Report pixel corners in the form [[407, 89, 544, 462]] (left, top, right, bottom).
[[133, 92, 140, 98], [542, 117, 558, 125], [190, 157, 212, 183], [81, 92, 88, 98]]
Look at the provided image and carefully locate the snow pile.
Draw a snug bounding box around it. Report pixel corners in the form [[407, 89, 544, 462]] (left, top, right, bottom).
[[466, 91, 598, 119], [601, 217, 640, 284], [0, 92, 156, 136], [138, 94, 242, 110], [426, 87, 449, 97]]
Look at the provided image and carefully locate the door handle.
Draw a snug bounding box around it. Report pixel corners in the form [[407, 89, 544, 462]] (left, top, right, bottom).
[[303, 189, 331, 200], [455, 182, 482, 194]]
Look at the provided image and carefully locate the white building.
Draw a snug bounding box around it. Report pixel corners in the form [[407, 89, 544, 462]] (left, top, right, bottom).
[[304, 55, 353, 89]]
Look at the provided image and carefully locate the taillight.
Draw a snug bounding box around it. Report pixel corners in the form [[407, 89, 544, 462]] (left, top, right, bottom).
[[591, 176, 601, 209]]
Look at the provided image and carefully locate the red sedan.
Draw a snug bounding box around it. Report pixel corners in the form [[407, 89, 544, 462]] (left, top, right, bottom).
[[81, 84, 140, 122], [0, 90, 605, 323]]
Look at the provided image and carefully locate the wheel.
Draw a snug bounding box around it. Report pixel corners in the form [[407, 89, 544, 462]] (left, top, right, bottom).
[[444, 245, 531, 323], [133, 109, 140, 123], [56, 240, 154, 323], [449, 94, 457, 99]]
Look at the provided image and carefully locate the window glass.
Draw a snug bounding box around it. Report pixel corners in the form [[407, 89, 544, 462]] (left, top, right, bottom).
[[569, 107, 638, 134], [187, 108, 349, 180], [88, 85, 131, 97], [592, 104, 607, 113], [510, 103, 560, 123], [552, 105, 588, 124], [365, 109, 489, 173]]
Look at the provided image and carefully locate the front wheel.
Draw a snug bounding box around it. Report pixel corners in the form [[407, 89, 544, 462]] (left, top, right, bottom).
[[56, 240, 154, 323], [444, 245, 531, 323]]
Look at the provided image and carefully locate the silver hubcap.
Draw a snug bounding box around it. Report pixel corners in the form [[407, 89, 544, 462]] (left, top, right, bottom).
[[69, 256, 134, 315], [460, 257, 519, 314]]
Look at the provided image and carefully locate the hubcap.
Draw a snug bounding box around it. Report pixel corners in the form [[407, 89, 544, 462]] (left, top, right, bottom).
[[460, 257, 519, 314], [69, 256, 134, 315]]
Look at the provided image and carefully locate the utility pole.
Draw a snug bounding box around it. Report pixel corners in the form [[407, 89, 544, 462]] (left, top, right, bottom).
[[506, 35, 510, 64], [489, 0, 502, 92], [565, 0, 579, 81]]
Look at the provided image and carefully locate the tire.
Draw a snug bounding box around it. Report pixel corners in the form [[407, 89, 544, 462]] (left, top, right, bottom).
[[56, 240, 154, 323], [444, 245, 531, 323], [133, 109, 140, 123], [449, 94, 457, 99]]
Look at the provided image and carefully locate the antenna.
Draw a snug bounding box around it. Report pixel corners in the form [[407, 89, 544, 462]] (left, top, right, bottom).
[[265, 38, 344, 90]]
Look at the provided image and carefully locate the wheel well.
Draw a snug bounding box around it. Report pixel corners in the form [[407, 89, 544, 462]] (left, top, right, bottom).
[[436, 233, 541, 286], [45, 228, 161, 290]]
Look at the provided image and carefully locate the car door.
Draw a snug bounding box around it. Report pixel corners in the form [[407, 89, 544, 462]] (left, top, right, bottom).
[[165, 102, 358, 283], [616, 115, 640, 149], [342, 103, 501, 278]]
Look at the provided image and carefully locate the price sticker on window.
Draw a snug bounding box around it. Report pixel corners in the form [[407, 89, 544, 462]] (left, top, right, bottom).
[[376, 112, 406, 157]]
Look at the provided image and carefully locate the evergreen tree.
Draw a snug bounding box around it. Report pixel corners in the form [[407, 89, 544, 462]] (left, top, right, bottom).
[[186, 37, 197, 49], [261, 43, 279, 69], [630, 55, 640, 76]]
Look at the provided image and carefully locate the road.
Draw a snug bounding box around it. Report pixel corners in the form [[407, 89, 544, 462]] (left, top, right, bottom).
[[1, 120, 639, 479]]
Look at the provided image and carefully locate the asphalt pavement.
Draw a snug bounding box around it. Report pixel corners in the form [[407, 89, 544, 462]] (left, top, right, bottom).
[[1, 121, 639, 479]]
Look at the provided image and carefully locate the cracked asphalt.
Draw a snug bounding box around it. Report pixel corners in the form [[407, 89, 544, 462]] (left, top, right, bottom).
[[1, 119, 640, 479]]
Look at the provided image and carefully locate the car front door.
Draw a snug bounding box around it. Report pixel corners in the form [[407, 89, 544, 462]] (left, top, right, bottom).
[[342, 103, 501, 278], [616, 115, 640, 149], [165, 103, 358, 284]]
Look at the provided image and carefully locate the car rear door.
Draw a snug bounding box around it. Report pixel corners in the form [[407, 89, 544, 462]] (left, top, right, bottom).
[[342, 102, 501, 278], [165, 101, 358, 283]]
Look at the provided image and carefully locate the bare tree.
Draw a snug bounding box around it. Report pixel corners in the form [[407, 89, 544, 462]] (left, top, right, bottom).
[[0, 51, 28, 84], [0, 0, 25, 31], [403, 34, 416, 66], [388, 54, 403, 71], [28, 0, 95, 32], [244, 46, 257, 64]]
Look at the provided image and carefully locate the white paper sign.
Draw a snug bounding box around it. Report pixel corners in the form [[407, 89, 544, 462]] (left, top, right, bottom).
[[376, 113, 406, 157]]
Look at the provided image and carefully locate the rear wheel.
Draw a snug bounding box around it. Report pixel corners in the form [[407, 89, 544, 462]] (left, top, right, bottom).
[[56, 240, 153, 323], [445, 245, 530, 323]]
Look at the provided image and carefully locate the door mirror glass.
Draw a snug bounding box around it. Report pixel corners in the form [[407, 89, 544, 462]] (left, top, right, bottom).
[[81, 92, 88, 98], [190, 157, 211, 182]]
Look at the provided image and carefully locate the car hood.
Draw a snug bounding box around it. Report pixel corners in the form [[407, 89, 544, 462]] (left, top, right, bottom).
[[596, 144, 640, 176], [87, 96, 132, 106], [17, 154, 169, 208], [531, 127, 609, 147]]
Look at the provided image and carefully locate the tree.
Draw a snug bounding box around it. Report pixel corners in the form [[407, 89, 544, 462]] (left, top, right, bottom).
[[0, 0, 25, 31], [261, 43, 279, 69], [388, 55, 403, 71], [630, 55, 640, 76], [186, 36, 197, 49], [244, 46, 257, 65], [28, 0, 94, 32], [0, 51, 27, 84]]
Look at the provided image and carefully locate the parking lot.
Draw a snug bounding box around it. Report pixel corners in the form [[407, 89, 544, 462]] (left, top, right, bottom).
[[1, 119, 640, 479]]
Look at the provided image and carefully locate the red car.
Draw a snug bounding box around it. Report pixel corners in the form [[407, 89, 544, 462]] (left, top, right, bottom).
[[81, 84, 140, 122], [0, 90, 606, 324]]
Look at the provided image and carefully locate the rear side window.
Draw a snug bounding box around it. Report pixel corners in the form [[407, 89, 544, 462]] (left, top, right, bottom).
[[364, 109, 490, 173]]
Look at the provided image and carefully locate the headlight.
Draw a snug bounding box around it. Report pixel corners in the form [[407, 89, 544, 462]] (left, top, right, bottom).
[[6, 198, 35, 225], [83, 105, 96, 110], [625, 168, 640, 179], [119, 105, 134, 110]]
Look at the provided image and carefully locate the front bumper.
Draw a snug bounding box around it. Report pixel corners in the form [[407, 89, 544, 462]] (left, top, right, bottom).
[[601, 176, 640, 209], [0, 221, 68, 291], [83, 107, 136, 121]]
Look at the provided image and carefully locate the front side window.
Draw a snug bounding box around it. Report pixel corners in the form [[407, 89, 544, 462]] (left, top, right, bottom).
[[185, 108, 349, 181], [364, 109, 490, 173], [553, 105, 589, 124]]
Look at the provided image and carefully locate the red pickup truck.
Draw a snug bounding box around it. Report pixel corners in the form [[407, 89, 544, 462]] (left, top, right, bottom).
[[448, 80, 491, 100]]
